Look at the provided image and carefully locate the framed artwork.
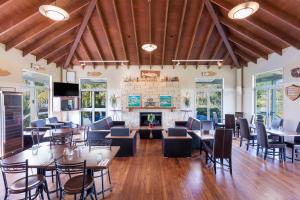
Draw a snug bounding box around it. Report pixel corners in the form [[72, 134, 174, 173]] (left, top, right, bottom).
[[285, 84, 300, 101], [140, 70, 160, 79], [128, 95, 141, 107], [160, 95, 172, 107], [66, 71, 76, 83]]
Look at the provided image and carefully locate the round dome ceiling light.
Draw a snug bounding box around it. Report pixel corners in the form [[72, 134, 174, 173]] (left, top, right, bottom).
[[142, 44, 157, 52], [228, 1, 259, 20], [39, 5, 69, 21]]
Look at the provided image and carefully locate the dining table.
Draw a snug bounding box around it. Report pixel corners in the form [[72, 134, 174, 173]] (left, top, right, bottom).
[[43, 128, 75, 138]]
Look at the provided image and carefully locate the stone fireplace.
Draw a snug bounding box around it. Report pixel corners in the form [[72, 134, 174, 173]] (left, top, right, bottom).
[[140, 112, 162, 126]]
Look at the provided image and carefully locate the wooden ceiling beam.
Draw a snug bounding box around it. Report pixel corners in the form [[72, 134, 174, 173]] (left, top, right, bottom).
[[112, 0, 127, 61], [63, 0, 97, 68], [185, 1, 204, 68], [211, 0, 300, 49], [96, 1, 116, 61], [255, 0, 300, 32], [47, 46, 70, 64], [6, 0, 88, 51], [220, 17, 282, 55], [174, 0, 187, 62], [198, 23, 214, 64], [235, 49, 257, 64], [36, 37, 73, 61], [161, 0, 169, 66], [209, 37, 223, 67], [22, 17, 82, 56], [80, 40, 93, 60], [223, 51, 229, 65], [0, 0, 11, 8], [149, 0, 152, 66], [86, 23, 104, 61], [228, 35, 268, 60], [205, 0, 240, 67], [0, 0, 55, 36], [130, 0, 140, 65], [51, 52, 69, 64], [236, 55, 249, 66]]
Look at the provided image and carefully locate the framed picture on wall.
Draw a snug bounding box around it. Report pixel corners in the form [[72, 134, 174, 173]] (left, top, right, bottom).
[[160, 95, 172, 107], [66, 71, 76, 83], [128, 95, 141, 107]]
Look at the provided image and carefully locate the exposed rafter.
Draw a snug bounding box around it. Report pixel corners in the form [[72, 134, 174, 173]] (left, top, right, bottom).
[[86, 23, 104, 61], [198, 23, 214, 65], [235, 49, 257, 64], [80, 39, 93, 60], [174, 0, 187, 62], [130, 0, 140, 65], [211, 0, 300, 49], [209, 38, 223, 67], [161, 0, 169, 66], [47, 46, 70, 64], [205, 0, 239, 67], [220, 17, 282, 55], [63, 0, 97, 68]]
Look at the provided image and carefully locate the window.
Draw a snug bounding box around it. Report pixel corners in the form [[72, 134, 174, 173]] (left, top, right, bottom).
[[195, 79, 223, 121], [22, 71, 50, 128], [254, 69, 283, 126], [80, 79, 107, 125]]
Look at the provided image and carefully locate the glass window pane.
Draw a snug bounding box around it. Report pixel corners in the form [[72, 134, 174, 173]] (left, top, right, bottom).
[[255, 70, 283, 88], [80, 79, 107, 89], [209, 91, 222, 120], [94, 91, 106, 108], [81, 112, 92, 125], [81, 91, 92, 108], [94, 111, 106, 122], [196, 92, 208, 120], [36, 88, 49, 114], [196, 79, 223, 89]]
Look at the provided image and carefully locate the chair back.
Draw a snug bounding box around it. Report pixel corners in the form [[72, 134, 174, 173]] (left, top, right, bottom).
[[256, 114, 264, 123], [201, 120, 212, 130], [31, 119, 46, 128], [0, 159, 29, 194], [240, 118, 250, 139], [87, 130, 112, 150], [297, 122, 300, 132], [225, 114, 235, 129], [295, 122, 300, 143], [55, 160, 87, 192], [213, 129, 232, 159], [256, 122, 268, 148], [48, 117, 58, 123], [31, 129, 40, 147], [271, 117, 283, 130], [249, 114, 255, 125], [168, 127, 187, 136], [111, 127, 130, 136]]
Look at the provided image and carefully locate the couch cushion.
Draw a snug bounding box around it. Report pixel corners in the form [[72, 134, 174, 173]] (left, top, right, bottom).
[[191, 119, 201, 130], [48, 117, 58, 123], [111, 127, 130, 136], [31, 119, 46, 128], [168, 127, 187, 136], [91, 119, 109, 130]]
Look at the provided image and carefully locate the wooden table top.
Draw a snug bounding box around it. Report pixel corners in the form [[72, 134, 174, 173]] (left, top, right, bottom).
[[106, 130, 137, 139], [3, 144, 120, 170], [138, 126, 164, 130], [43, 128, 74, 138], [249, 125, 300, 137], [192, 130, 215, 141]]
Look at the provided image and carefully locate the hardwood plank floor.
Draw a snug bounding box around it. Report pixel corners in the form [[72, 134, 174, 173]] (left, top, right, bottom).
[[1, 137, 300, 200]]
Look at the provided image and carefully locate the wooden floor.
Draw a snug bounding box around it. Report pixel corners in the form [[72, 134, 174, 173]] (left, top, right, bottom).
[[1, 137, 300, 200]]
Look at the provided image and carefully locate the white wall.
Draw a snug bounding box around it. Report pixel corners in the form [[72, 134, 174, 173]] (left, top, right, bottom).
[[64, 65, 237, 127], [243, 46, 300, 131], [0, 43, 61, 116]]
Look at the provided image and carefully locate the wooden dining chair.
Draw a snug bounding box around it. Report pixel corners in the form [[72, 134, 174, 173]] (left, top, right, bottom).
[[239, 118, 257, 151], [55, 160, 97, 200], [0, 159, 50, 200], [285, 122, 300, 163], [256, 122, 286, 161], [225, 114, 236, 137]]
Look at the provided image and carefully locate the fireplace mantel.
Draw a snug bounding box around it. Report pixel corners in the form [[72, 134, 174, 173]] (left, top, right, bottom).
[[126, 106, 176, 112]]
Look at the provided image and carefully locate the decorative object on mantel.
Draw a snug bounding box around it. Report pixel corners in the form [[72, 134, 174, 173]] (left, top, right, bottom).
[[291, 67, 300, 78], [128, 95, 141, 107], [0, 68, 10, 76], [147, 113, 155, 128], [30, 63, 46, 71], [160, 95, 172, 107], [141, 70, 160, 80], [285, 84, 300, 101], [66, 71, 76, 83], [144, 98, 156, 107], [182, 92, 191, 108], [87, 71, 102, 77], [110, 93, 119, 108], [201, 71, 217, 77]]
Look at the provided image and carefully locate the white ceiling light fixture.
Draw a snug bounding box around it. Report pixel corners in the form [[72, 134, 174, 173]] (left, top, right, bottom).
[[39, 4, 69, 21], [217, 61, 222, 67], [228, 1, 259, 20], [142, 44, 157, 52]]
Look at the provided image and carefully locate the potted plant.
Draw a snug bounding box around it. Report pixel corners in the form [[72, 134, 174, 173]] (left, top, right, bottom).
[[183, 92, 191, 108], [110, 94, 118, 109], [147, 113, 155, 128]]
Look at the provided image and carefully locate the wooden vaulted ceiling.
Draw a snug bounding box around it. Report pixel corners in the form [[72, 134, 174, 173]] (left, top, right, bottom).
[[0, 0, 300, 69]]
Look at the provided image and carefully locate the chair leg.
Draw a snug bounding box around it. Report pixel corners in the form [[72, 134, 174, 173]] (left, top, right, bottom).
[[229, 158, 232, 175], [44, 180, 51, 200], [108, 168, 112, 191], [213, 158, 217, 174], [256, 145, 260, 155], [240, 137, 243, 147], [93, 183, 98, 200], [292, 146, 295, 163], [264, 148, 268, 160], [101, 170, 105, 199], [273, 148, 275, 160], [246, 139, 250, 151]]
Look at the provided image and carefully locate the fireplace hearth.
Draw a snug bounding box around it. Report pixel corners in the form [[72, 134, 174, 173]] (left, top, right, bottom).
[[140, 112, 162, 126]]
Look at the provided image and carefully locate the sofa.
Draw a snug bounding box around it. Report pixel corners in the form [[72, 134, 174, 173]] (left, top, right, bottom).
[[162, 127, 192, 157], [106, 127, 137, 157], [175, 117, 201, 149], [47, 117, 72, 128]]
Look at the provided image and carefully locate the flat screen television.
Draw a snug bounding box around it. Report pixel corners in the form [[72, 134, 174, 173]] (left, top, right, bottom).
[[53, 82, 79, 97]]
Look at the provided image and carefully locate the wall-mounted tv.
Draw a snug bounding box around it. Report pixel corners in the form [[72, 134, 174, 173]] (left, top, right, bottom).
[[53, 82, 79, 97]]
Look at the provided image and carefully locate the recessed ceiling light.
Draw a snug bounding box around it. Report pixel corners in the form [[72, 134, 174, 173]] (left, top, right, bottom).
[[39, 5, 69, 21], [228, 1, 259, 19], [142, 44, 157, 52]]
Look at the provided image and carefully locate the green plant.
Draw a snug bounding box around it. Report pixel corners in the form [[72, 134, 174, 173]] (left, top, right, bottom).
[[183, 92, 191, 108], [110, 94, 118, 108], [147, 114, 155, 124]]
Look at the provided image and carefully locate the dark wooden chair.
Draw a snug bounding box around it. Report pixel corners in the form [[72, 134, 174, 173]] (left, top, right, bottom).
[[271, 117, 283, 130], [55, 160, 97, 200], [225, 114, 236, 137], [0, 159, 50, 200], [201, 120, 212, 130], [203, 128, 233, 175], [235, 112, 244, 136], [256, 122, 286, 161], [239, 118, 256, 150], [212, 112, 225, 128], [285, 122, 300, 163]]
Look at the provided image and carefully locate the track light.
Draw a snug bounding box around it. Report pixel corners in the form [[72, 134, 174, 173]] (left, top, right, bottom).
[[217, 61, 222, 67]]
